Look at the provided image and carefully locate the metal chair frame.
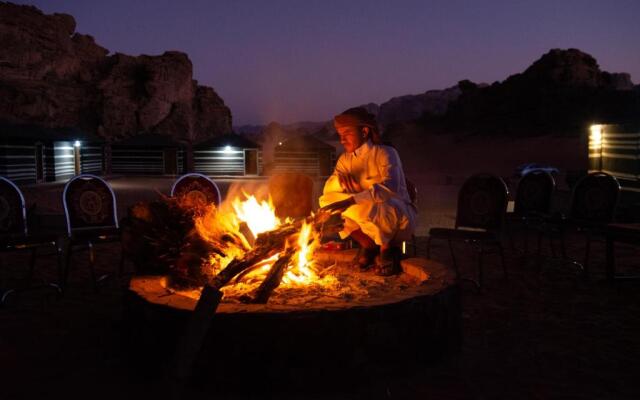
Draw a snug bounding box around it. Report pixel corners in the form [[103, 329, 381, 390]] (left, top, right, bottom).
[[62, 174, 122, 291], [506, 170, 556, 257], [0, 176, 62, 304], [426, 173, 509, 291], [539, 172, 621, 278], [170, 173, 221, 206]]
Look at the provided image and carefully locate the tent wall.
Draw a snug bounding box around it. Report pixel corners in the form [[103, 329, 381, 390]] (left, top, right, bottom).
[[80, 144, 104, 174], [589, 124, 640, 193], [194, 147, 247, 176], [272, 149, 335, 177], [52, 141, 76, 181], [111, 147, 164, 175], [0, 142, 37, 184]]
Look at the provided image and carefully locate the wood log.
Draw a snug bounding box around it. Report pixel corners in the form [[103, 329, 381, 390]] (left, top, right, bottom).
[[249, 249, 295, 304], [172, 284, 223, 382]]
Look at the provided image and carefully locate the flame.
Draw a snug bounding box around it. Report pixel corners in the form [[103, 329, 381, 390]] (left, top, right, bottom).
[[282, 221, 319, 285], [232, 193, 281, 237], [189, 183, 341, 300]]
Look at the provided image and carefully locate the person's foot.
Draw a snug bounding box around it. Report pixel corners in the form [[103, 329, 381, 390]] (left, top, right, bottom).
[[375, 246, 402, 276], [354, 246, 379, 272]]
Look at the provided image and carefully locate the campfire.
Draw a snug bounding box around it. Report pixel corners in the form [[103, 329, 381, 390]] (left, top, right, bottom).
[[124, 183, 419, 306], [124, 185, 459, 383]]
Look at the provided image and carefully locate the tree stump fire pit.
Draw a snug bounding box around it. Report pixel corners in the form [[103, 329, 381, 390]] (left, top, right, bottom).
[[124, 252, 460, 386], [121, 186, 461, 387]]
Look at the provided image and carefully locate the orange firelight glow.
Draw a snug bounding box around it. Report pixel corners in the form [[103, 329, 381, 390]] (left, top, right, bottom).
[[190, 185, 338, 299]]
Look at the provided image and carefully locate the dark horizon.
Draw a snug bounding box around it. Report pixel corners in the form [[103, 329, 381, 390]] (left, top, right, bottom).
[[12, 0, 640, 125]]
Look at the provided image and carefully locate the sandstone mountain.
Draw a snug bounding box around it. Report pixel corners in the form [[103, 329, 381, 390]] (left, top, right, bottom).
[[439, 48, 639, 136], [0, 2, 232, 142]]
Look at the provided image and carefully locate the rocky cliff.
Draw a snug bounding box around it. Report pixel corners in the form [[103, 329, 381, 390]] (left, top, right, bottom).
[[441, 48, 639, 135], [0, 2, 232, 142]]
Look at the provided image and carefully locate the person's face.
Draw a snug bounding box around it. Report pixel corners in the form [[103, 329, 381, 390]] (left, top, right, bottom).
[[337, 125, 368, 153]]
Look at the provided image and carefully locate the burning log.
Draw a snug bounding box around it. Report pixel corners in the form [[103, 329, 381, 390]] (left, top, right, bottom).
[[248, 248, 295, 304]]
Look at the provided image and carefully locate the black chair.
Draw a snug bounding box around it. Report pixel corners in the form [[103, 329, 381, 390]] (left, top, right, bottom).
[[62, 174, 122, 291], [540, 172, 621, 277], [171, 173, 221, 207], [404, 178, 419, 257], [506, 170, 556, 254], [0, 176, 62, 303], [426, 173, 509, 290]]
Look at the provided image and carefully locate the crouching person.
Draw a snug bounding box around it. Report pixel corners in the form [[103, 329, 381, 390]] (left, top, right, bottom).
[[319, 107, 417, 276]]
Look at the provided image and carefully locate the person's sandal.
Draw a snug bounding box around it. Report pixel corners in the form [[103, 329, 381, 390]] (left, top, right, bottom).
[[375, 247, 402, 276], [354, 246, 378, 272]]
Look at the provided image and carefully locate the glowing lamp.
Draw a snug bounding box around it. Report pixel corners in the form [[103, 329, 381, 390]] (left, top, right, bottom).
[[224, 145, 232, 153], [589, 125, 603, 148], [74, 140, 81, 148]]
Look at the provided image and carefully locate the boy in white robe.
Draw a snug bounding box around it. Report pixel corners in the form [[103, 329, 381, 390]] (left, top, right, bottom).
[[318, 107, 417, 275]]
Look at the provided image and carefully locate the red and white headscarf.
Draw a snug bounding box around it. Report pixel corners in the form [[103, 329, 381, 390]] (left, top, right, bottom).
[[333, 107, 382, 144]]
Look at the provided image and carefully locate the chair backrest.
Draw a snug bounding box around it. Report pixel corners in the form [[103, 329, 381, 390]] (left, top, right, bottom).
[[569, 172, 620, 225], [63, 174, 118, 236], [513, 170, 556, 216], [171, 173, 221, 207], [455, 173, 509, 232], [0, 176, 27, 236], [405, 178, 418, 206]]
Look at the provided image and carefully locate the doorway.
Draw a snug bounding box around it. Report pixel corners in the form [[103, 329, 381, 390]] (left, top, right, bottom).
[[73, 144, 81, 175], [164, 149, 177, 175], [244, 149, 258, 175]]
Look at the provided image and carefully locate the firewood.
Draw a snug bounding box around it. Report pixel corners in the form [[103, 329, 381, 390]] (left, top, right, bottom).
[[249, 248, 295, 304]]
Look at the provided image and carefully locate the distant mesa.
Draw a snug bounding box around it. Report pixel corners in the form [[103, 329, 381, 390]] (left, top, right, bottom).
[[238, 48, 638, 143], [440, 48, 639, 136], [0, 2, 232, 143]]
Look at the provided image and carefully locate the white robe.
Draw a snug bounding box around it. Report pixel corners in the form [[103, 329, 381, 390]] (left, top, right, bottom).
[[319, 140, 417, 246]]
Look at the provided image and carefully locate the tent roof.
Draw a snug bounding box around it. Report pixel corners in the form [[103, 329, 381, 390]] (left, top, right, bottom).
[[278, 135, 335, 152], [196, 133, 260, 149], [0, 122, 103, 142], [113, 133, 184, 147]]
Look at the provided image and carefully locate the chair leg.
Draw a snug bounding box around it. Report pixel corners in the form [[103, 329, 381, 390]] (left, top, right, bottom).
[[548, 235, 557, 258], [27, 247, 38, 283], [119, 247, 126, 278], [535, 230, 544, 272], [560, 230, 567, 259], [87, 242, 99, 292], [498, 243, 507, 280], [583, 233, 591, 278], [448, 239, 458, 273], [477, 247, 484, 293], [63, 240, 73, 289]]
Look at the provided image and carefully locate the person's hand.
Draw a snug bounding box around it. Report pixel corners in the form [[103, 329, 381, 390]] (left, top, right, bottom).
[[338, 174, 362, 193], [317, 197, 356, 219]]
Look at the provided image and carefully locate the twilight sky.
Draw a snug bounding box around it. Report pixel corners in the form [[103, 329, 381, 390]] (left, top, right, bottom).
[[15, 0, 640, 125]]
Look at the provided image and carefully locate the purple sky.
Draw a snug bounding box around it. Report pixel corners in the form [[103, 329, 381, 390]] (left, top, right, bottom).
[[15, 0, 640, 125]]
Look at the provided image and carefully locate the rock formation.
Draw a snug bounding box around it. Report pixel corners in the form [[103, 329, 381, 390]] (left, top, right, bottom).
[[441, 48, 640, 135], [377, 85, 462, 128], [0, 2, 232, 142]]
